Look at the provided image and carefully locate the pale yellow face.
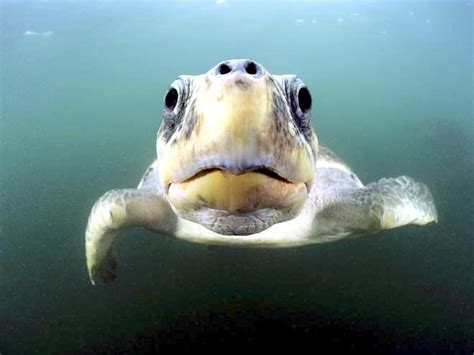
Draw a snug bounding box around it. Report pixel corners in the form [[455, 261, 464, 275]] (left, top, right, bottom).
[[156, 59, 318, 235]]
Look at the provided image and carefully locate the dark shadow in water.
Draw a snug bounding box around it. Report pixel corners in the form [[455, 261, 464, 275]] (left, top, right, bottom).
[[75, 301, 470, 354]]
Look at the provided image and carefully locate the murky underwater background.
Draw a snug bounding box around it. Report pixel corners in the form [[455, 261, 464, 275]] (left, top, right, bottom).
[[1, 0, 473, 353]]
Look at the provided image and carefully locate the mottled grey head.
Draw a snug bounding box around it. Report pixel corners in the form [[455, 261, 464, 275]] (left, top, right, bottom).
[[156, 59, 319, 235]]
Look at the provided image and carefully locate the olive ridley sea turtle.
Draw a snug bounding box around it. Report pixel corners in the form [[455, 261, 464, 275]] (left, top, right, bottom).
[[85, 59, 437, 285]]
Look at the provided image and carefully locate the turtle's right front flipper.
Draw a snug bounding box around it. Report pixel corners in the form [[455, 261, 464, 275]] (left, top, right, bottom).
[[85, 189, 176, 285]]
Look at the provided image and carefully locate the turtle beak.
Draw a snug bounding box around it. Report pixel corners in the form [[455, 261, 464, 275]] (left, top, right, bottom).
[[158, 59, 316, 193]]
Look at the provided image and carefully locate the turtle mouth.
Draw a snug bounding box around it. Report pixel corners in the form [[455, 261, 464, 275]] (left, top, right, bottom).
[[167, 166, 309, 217], [187, 167, 291, 184]]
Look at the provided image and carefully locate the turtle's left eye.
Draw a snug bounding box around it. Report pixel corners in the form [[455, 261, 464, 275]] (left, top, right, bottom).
[[287, 78, 312, 137], [297, 87, 312, 113]]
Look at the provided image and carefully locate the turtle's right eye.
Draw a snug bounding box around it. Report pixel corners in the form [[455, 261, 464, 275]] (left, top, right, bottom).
[[160, 77, 190, 142], [165, 88, 179, 111]]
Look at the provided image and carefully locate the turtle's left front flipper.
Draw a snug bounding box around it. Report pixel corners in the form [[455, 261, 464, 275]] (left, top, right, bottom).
[[364, 176, 438, 229], [85, 189, 176, 285], [314, 176, 438, 238]]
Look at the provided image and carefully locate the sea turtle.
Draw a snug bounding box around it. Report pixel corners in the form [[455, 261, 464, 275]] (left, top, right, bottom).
[[85, 59, 437, 285]]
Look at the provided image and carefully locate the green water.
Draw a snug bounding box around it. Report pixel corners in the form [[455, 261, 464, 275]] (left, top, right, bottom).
[[1, 1, 473, 353]]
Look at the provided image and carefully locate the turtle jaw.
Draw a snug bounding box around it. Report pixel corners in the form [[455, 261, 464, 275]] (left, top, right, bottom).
[[162, 140, 315, 235], [167, 168, 309, 236], [168, 167, 309, 212]]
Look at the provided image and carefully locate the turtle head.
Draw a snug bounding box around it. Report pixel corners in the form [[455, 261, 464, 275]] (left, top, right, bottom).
[[156, 59, 318, 235]]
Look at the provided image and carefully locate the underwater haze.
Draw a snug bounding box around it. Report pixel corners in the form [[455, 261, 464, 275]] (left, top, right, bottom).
[[1, 0, 473, 353]]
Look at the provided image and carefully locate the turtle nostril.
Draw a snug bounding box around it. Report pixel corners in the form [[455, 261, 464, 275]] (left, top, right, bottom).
[[214, 60, 264, 78], [217, 63, 232, 75], [245, 61, 258, 75]]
